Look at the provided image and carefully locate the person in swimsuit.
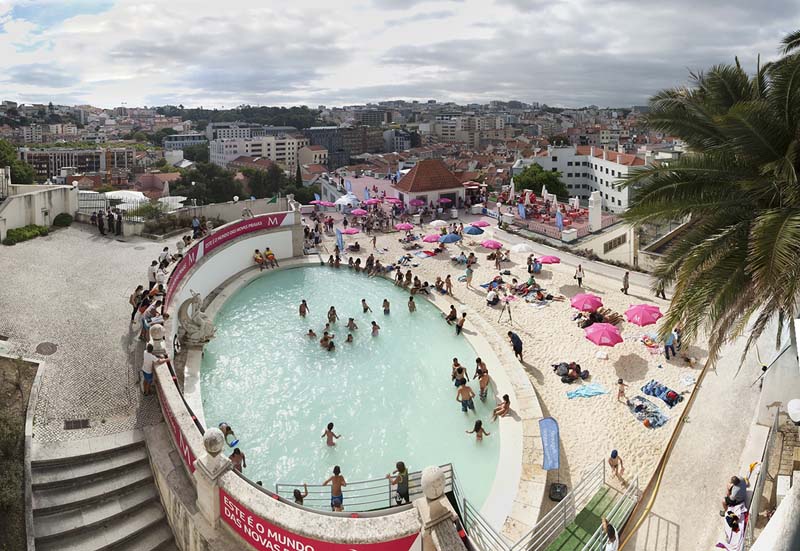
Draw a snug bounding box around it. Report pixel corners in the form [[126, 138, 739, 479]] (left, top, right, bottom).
[[322, 422, 341, 446], [445, 274, 453, 296], [491, 394, 511, 421], [307, 329, 317, 338], [361, 299, 372, 313], [299, 300, 309, 317], [451, 358, 465, 381], [382, 299, 390, 315], [386, 461, 410, 505], [229, 448, 247, 472], [478, 369, 491, 401], [345, 333, 353, 343], [456, 312, 467, 335], [608, 450, 624, 480], [347, 318, 358, 330], [293, 483, 308, 505], [445, 305, 457, 325], [218, 423, 239, 447], [328, 306, 339, 324], [319, 331, 332, 348], [408, 296, 416, 313], [371, 321, 380, 336], [473, 358, 488, 380], [323, 466, 347, 512], [466, 419, 491, 441], [456, 380, 476, 413]]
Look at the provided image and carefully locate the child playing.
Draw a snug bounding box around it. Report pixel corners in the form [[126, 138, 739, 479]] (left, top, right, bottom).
[[617, 378, 629, 403], [321, 422, 341, 446], [466, 419, 491, 441]]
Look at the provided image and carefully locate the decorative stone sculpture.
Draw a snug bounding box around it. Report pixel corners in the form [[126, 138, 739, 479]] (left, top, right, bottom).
[[203, 427, 226, 457], [420, 466, 446, 500], [194, 427, 231, 526], [178, 290, 216, 346], [149, 323, 167, 355], [286, 193, 301, 212]]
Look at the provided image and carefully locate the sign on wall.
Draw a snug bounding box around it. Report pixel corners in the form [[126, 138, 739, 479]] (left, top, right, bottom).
[[165, 213, 291, 308], [156, 373, 197, 473], [220, 489, 421, 551]]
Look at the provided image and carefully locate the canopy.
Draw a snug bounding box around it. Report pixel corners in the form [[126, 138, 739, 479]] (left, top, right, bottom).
[[624, 304, 663, 327], [538, 255, 560, 264], [341, 228, 360, 235], [584, 323, 623, 347], [511, 243, 535, 253], [480, 239, 503, 249], [571, 293, 603, 312], [470, 220, 490, 227], [386, 197, 403, 204], [394, 223, 414, 231], [439, 233, 462, 244], [463, 225, 484, 235], [350, 208, 368, 216], [429, 220, 448, 228], [422, 234, 440, 243], [335, 194, 360, 207]]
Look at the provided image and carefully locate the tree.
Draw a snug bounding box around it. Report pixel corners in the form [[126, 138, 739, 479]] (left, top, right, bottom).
[[0, 140, 36, 184], [171, 163, 241, 205], [513, 163, 568, 198], [295, 164, 303, 187], [620, 32, 800, 364], [183, 143, 209, 163]]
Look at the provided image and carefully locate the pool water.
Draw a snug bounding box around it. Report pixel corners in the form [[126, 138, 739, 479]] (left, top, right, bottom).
[[200, 266, 500, 506]]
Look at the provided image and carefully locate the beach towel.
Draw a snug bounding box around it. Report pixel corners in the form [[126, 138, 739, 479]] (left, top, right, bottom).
[[715, 503, 748, 551], [413, 252, 429, 259], [566, 383, 607, 399], [641, 379, 683, 408], [627, 395, 669, 428]]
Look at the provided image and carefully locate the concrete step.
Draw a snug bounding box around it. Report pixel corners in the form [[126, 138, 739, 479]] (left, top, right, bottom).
[[34, 484, 158, 542], [33, 462, 154, 516], [31, 431, 146, 468], [36, 501, 166, 551], [32, 445, 149, 489], [109, 520, 175, 551]]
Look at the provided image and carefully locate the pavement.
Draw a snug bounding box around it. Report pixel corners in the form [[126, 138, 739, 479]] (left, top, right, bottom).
[[0, 223, 165, 443]]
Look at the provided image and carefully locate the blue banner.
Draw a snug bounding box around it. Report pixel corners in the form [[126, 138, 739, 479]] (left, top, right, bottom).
[[345, 180, 352, 192], [335, 229, 344, 252], [539, 417, 560, 471], [314, 192, 321, 202], [517, 203, 526, 220], [555, 210, 564, 230]]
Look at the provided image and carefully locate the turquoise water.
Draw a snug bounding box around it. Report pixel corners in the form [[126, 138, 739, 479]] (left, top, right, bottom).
[[200, 266, 500, 506]]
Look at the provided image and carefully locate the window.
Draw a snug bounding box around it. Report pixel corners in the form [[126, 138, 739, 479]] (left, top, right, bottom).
[[604, 193, 608, 199], [567, 184, 573, 189], [552, 168, 558, 172], [567, 161, 573, 166], [605, 168, 609, 174], [567, 173, 573, 178], [552, 156, 558, 161], [611, 170, 616, 176], [603, 233, 627, 254]]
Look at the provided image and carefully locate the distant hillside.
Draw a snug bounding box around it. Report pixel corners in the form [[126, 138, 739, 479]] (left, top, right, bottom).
[[155, 105, 321, 130]]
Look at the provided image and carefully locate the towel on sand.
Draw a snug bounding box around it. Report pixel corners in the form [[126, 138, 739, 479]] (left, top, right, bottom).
[[641, 379, 683, 408], [566, 383, 607, 399], [627, 396, 668, 428]]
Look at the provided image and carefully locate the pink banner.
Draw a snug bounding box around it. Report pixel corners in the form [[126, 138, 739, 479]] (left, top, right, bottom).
[[156, 373, 197, 473], [165, 213, 290, 308], [220, 489, 420, 551]]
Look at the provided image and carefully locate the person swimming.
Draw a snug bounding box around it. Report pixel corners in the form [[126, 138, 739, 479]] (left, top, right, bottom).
[[362, 299, 372, 313], [371, 321, 380, 336], [382, 299, 390, 315], [466, 419, 491, 440], [299, 299, 309, 317], [347, 318, 358, 330], [345, 333, 353, 343], [478, 369, 491, 401], [328, 306, 339, 324], [322, 422, 341, 446], [218, 422, 239, 447]]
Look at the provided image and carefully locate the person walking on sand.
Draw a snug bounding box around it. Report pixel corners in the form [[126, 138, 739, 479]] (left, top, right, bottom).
[[408, 296, 416, 313], [655, 280, 667, 300], [508, 331, 523, 361], [324, 466, 347, 512], [664, 330, 677, 360], [466, 419, 491, 441], [574, 265, 584, 287], [372, 235, 377, 250], [617, 378, 629, 403], [322, 422, 341, 446], [445, 274, 453, 296], [608, 450, 624, 480], [456, 380, 476, 413], [465, 264, 474, 289], [621, 271, 629, 295], [299, 299, 309, 317]]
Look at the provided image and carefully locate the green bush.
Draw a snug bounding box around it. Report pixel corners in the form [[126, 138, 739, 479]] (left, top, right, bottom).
[[2, 224, 49, 246], [52, 213, 73, 227]]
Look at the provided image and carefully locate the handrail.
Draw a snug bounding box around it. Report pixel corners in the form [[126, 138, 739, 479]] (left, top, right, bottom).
[[581, 475, 639, 551]]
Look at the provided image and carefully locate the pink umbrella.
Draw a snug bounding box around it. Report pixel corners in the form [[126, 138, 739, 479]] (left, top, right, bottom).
[[480, 239, 503, 249], [351, 208, 368, 216], [538, 255, 561, 264], [409, 199, 425, 206], [584, 323, 623, 347], [439, 197, 452, 204], [470, 220, 490, 227], [365, 198, 381, 205], [310, 200, 322, 205], [624, 304, 663, 327], [423, 234, 440, 243], [320, 201, 336, 207], [395, 223, 414, 231], [341, 228, 360, 235], [386, 197, 403, 204], [571, 293, 603, 312]]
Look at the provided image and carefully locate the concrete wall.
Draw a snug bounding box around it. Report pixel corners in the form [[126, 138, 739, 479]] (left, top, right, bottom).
[[0, 184, 78, 241], [181, 197, 289, 223], [576, 223, 635, 265]]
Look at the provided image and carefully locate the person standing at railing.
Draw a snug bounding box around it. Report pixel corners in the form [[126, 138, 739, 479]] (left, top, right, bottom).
[[601, 517, 619, 551], [293, 483, 308, 505], [323, 466, 347, 512], [386, 461, 410, 505]]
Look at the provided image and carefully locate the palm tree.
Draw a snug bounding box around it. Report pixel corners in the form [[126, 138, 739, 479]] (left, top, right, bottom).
[[621, 31, 800, 364]]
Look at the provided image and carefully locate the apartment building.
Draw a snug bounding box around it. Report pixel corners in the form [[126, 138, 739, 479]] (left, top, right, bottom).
[[162, 132, 208, 151], [512, 145, 649, 213], [298, 145, 328, 166], [205, 122, 298, 141], [209, 134, 309, 169], [302, 127, 348, 169], [341, 125, 385, 156], [18, 147, 135, 181]]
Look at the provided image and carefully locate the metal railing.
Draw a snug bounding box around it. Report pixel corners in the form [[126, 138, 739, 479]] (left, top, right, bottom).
[[511, 460, 606, 551], [746, 408, 782, 546], [581, 475, 639, 551], [275, 464, 454, 512], [450, 467, 511, 551]]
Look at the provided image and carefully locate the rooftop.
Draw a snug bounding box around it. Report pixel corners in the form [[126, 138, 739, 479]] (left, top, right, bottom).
[[393, 158, 462, 193]]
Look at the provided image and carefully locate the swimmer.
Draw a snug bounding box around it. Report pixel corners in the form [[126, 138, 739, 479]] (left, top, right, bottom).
[[324, 322, 331, 333], [327, 340, 336, 351], [478, 369, 491, 401], [319, 331, 333, 348], [362, 299, 372, 313], [230, 448, 247, 472], [323, 466, 347, 512], [473, 357, 488, 380], [408, 296, 416, 313], [466, 419, 491, 441], [345, 333, 353, 343], [371, 321, 380, 336], [451, 358, 466, 381], [299, 299, 309, 317], [307, 329, 317, 338], [218, 422, 238, 447], [456, 380, 476, 413], [328, 306, 339, 324], [491, 394, 511, 421], [347, 318, 358, 330], [383, 299, 390, 315], [322, 422, 341, 446]]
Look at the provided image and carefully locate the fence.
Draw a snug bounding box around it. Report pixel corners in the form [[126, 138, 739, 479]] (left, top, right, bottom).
[[451, 467, 511, 551], [78, 194, 157, 222], [581, 475, 639, 551], [746, 409, 782, 546]]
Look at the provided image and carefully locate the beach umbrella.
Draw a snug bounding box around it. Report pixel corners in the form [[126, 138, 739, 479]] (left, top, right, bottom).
[[624, 304, 663, 327], [429, 220, 448, 228], [439, 197, 452, 204], [480, 239, 503, 249], [394, 222, 414, 231], [423, 234, 440, 243], [365, 198, 381, 205], [310, 200, 322, 205], [341, 228, 360, 235], [511, 243, 535, 253], [538, 255, 560, 264], [471, 220, 490, 227], [351, 208, 368, 216], [439, 233, 462, 244], [409, 199, 425, 206], [463, 225, 484, 235], [386, 197, 403, 204], [584, 323, 623, 347], [320, 201, 336, 207], [571, 293, 603, 312]]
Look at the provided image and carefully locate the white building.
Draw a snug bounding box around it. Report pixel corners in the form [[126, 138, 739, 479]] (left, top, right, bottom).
[[210, 135, 309, 169], [512, 145, 651, 213], [162, 132, 207, 151]]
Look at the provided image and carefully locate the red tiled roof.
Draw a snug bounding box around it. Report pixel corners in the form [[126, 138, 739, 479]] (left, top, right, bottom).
[[228, 156, 276, 170], [574, 146, 645, 166], [304, 163, 328, 174], [394, 159, 461, 193]]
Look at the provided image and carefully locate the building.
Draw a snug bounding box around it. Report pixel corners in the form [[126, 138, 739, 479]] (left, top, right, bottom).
[[162, 133, 208, 151], [383, 129, 412, 152], [227, 156, 276, 173], [341, 126, 384, 157], [209, 134, 309, 169], [18, 147, 135, 181], [354, 109, 388, 127], [22, 125, 43, 143], [133, 172, 181, 198], [302, 127, 348, 170], [511, 145, 649, 213], [392, 158, 466, 208], [298, 145, 328, 167], [205, 122, 298, 141]]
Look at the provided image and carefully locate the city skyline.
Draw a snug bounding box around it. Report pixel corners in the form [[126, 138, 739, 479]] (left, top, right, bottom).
[[1, 0, 797, 109]]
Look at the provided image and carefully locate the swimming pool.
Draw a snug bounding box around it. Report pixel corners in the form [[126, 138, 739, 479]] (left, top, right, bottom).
[[200, 266, 500, 507]]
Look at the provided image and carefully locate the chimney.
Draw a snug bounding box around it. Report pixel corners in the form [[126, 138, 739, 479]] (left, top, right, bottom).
[[602, 146, 607, 161]]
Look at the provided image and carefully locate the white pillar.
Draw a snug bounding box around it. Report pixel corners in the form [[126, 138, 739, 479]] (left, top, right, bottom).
[[588, 191, 602, 232], [193, 428, 232, 526]]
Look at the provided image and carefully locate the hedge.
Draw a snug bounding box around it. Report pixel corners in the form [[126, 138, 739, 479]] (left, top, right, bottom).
[[52, 213, 73, 227], [2, 225, 49, 246]]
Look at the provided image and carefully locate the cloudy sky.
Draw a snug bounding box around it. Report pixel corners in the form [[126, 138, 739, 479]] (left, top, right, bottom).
[[0, 0, 797, 108]]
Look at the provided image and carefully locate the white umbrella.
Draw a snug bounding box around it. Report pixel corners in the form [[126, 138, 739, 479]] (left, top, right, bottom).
[[511, 243, 535, 253], [429, 220, 448, 228]]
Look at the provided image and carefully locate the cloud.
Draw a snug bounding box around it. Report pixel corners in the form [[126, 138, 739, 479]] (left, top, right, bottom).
[[371, 0, 462, 9], [4, 63, 73, 87], [385, 10, 455, 26]]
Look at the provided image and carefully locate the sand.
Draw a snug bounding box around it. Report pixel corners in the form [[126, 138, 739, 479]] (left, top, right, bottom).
[[317, 213, 706, 508]]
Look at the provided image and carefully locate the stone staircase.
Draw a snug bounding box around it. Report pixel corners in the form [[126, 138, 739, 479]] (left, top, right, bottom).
[[30, 430, 178, 551]]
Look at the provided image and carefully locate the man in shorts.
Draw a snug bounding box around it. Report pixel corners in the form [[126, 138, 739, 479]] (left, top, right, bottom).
[[323, 466, 347, 511], [720, 476, 747, 516], [141, 343, 170, 396], [456, 380, 476, 413]]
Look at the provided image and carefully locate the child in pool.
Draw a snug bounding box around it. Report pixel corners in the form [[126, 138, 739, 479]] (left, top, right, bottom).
[[382, 299, 390, 315], [371, 321, 380, 336], [322, 422, 341, 446], [466, 419, 490, 440]]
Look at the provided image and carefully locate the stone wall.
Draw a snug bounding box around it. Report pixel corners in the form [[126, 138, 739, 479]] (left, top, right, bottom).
[[0, 184, 78, 241]]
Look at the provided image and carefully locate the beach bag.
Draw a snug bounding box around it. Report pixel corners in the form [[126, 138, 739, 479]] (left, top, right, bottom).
[[555, 363, 569, 376], [580, 370, 590, 380], [560, 375, 574, 384]]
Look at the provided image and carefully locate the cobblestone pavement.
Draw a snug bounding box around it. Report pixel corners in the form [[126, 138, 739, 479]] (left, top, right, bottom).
[[0, 224, 168, 442]]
